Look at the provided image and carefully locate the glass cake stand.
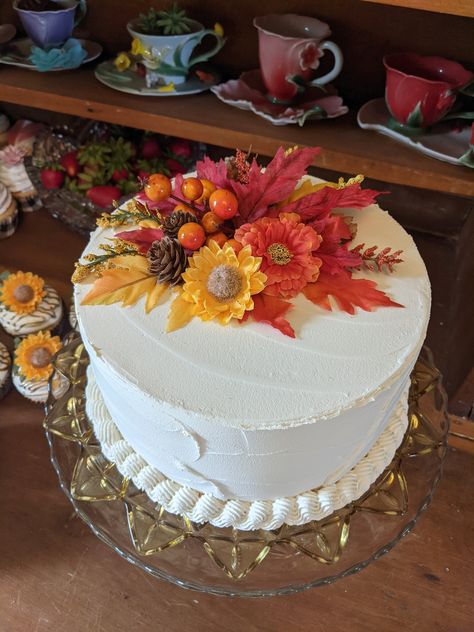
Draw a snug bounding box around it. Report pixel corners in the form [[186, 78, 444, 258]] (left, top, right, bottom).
[[44, 334, 449, 597]]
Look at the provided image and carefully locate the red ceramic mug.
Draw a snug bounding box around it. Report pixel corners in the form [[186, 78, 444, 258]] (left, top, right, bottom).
[[254, 14, 343, 104], [383, 53, 473, 130]]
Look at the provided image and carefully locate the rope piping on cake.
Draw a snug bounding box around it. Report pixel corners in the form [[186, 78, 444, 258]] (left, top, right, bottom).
[[85, 371, 409, 530]]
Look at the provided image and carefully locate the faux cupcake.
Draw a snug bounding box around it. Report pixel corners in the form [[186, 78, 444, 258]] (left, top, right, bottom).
[[0, 119, 43, 212], [0, 182, 19, 239], [12, 331, 66, 403], [0, 271, 64, 337], [0, 341, 12, 399]]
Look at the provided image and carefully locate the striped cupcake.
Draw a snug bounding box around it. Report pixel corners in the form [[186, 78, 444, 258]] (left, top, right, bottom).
[[0, 182, 19, 239], [0, 342, 12, 399]]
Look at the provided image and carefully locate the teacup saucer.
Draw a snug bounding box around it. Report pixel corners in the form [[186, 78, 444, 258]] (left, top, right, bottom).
[[211, 69, 348, 126], [0, 38, 102, 71], [95, 60, 219, 97], [357, 98, 473, 168]]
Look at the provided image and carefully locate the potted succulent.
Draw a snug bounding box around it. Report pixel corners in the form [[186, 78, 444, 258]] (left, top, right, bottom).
[[13, 0, 87, 49], [126, 2, 225, 86]]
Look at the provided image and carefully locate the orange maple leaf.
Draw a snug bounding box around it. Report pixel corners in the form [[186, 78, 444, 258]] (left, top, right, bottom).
[[303, 270, 403, 314], [81, 255, 168, 312]]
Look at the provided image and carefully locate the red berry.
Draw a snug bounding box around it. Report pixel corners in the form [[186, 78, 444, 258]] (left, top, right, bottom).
[[169, 139, 192, 158], [181, 177, 203, 201], [141, 137, 162, 160], [178, 222, 206, 250], [40, 168, 64, 190], [60, 151, 79, 178], [145, 173, 171, 202], [86, 185, 121, 208], [209, 189, 238, 220], [112, 167, 128, 182], [165, 158, 186, 175]]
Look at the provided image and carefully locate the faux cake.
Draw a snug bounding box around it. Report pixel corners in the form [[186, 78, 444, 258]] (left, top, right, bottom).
[[73, 147, 431, 530]]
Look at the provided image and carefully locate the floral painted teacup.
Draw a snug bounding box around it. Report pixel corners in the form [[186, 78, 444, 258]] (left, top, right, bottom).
[[253, 14, 343, 104], [127, 19, 225, 86]]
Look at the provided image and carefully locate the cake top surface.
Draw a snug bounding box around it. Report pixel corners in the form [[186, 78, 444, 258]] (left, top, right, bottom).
[[75, 197, 430, 429]]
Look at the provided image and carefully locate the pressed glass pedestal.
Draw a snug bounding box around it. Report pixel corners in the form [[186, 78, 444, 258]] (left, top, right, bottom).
[[44, 334, 448, 597]]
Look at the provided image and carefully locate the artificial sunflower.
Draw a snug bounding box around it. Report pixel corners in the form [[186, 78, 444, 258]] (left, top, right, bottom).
[[15, 331, 62, 382], [0, 271, 45, 315], [234, 215, 322, 299], [168, 241, 266, 330]]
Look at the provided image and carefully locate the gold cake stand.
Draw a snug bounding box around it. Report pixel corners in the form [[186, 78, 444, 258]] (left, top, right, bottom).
[[44, 334, 448, 596]]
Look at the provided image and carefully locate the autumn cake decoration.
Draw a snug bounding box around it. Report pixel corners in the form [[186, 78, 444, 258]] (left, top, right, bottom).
[[73, 146, 404, 337]]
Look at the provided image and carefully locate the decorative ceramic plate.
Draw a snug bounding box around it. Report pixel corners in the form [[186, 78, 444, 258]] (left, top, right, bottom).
[[211, 69, 348, 126], [0, 38, 102, 70], [357, 98, 473, 168], [95, 60, 219, 97]]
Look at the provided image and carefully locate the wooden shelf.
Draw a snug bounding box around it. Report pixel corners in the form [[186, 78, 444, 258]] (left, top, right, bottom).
[[1, 66, 473, 196], [362, 0, 474, 18]]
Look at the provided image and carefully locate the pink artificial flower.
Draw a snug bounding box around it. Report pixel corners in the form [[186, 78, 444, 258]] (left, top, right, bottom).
[[299, 42, 322, 71]]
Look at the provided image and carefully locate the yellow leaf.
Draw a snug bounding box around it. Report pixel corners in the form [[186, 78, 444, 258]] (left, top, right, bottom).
[[145, 282, 169, 313], [81, 255, 158, 309], [277, 178, 337, 208], [166, 293, 196, 333]]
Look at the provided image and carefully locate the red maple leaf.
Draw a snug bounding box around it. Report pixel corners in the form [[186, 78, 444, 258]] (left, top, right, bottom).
[[115, 228, 164, 254], [196, 155, 231, 189], [302, 270, 403, 314], [231, 146, 321, 225], [277, 183, 383, 221], [243, 293, 295, 338]]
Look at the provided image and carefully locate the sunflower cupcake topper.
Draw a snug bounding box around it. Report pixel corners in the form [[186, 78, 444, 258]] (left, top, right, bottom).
[[1, 271, 45, 315], [15, 331, 62, 382]]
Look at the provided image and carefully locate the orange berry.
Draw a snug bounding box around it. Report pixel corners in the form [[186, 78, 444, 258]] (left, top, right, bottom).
[[178, 222, 206, 250], [205, 231, 227, 248], [144, 173, 171, 202], [201, 211, 223, 234], [226, 238, 242, 253], [173, 202, 195, 215], [209, 189, 238, 220], [197, 178, 216, 203], [181, 177, 204, 201]]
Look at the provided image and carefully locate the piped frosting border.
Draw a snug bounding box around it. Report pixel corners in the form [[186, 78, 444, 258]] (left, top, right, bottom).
[[86, 368, 409, 530]]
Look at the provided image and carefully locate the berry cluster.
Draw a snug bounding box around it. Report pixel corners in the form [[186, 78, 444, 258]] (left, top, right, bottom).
[[144, 173, 240, 253]]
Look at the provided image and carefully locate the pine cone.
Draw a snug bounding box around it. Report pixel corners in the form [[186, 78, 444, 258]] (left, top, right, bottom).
[[148, 237, 187, 286], [162, 210, 196, 238]]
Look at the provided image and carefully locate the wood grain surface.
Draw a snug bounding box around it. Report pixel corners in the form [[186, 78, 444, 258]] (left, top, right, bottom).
[[1, 67, 473, 197], [0, 204, 473, 632]]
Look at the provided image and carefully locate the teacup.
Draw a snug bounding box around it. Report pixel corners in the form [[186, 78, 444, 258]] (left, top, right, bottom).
[[384, 52, 474, 131], [253, 13, 343, 104], [13, 0, 87, 49], [127, 19, 225, 86]]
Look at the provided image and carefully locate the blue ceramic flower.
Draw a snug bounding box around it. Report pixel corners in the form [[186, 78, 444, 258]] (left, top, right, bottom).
[[28, 38, 87, 72]]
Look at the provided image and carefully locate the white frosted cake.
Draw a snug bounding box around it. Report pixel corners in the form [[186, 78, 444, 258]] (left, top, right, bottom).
[[74, 148, 430, 530]]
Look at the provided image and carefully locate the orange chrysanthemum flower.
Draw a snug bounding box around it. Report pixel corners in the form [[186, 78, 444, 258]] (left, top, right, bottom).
[[1, 271, 45, 315], [15, 331, 62, 381], [234, 215, 322, 298]]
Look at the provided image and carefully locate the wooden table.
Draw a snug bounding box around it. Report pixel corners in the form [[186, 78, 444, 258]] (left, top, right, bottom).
[[1, 211, 473, 631]]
